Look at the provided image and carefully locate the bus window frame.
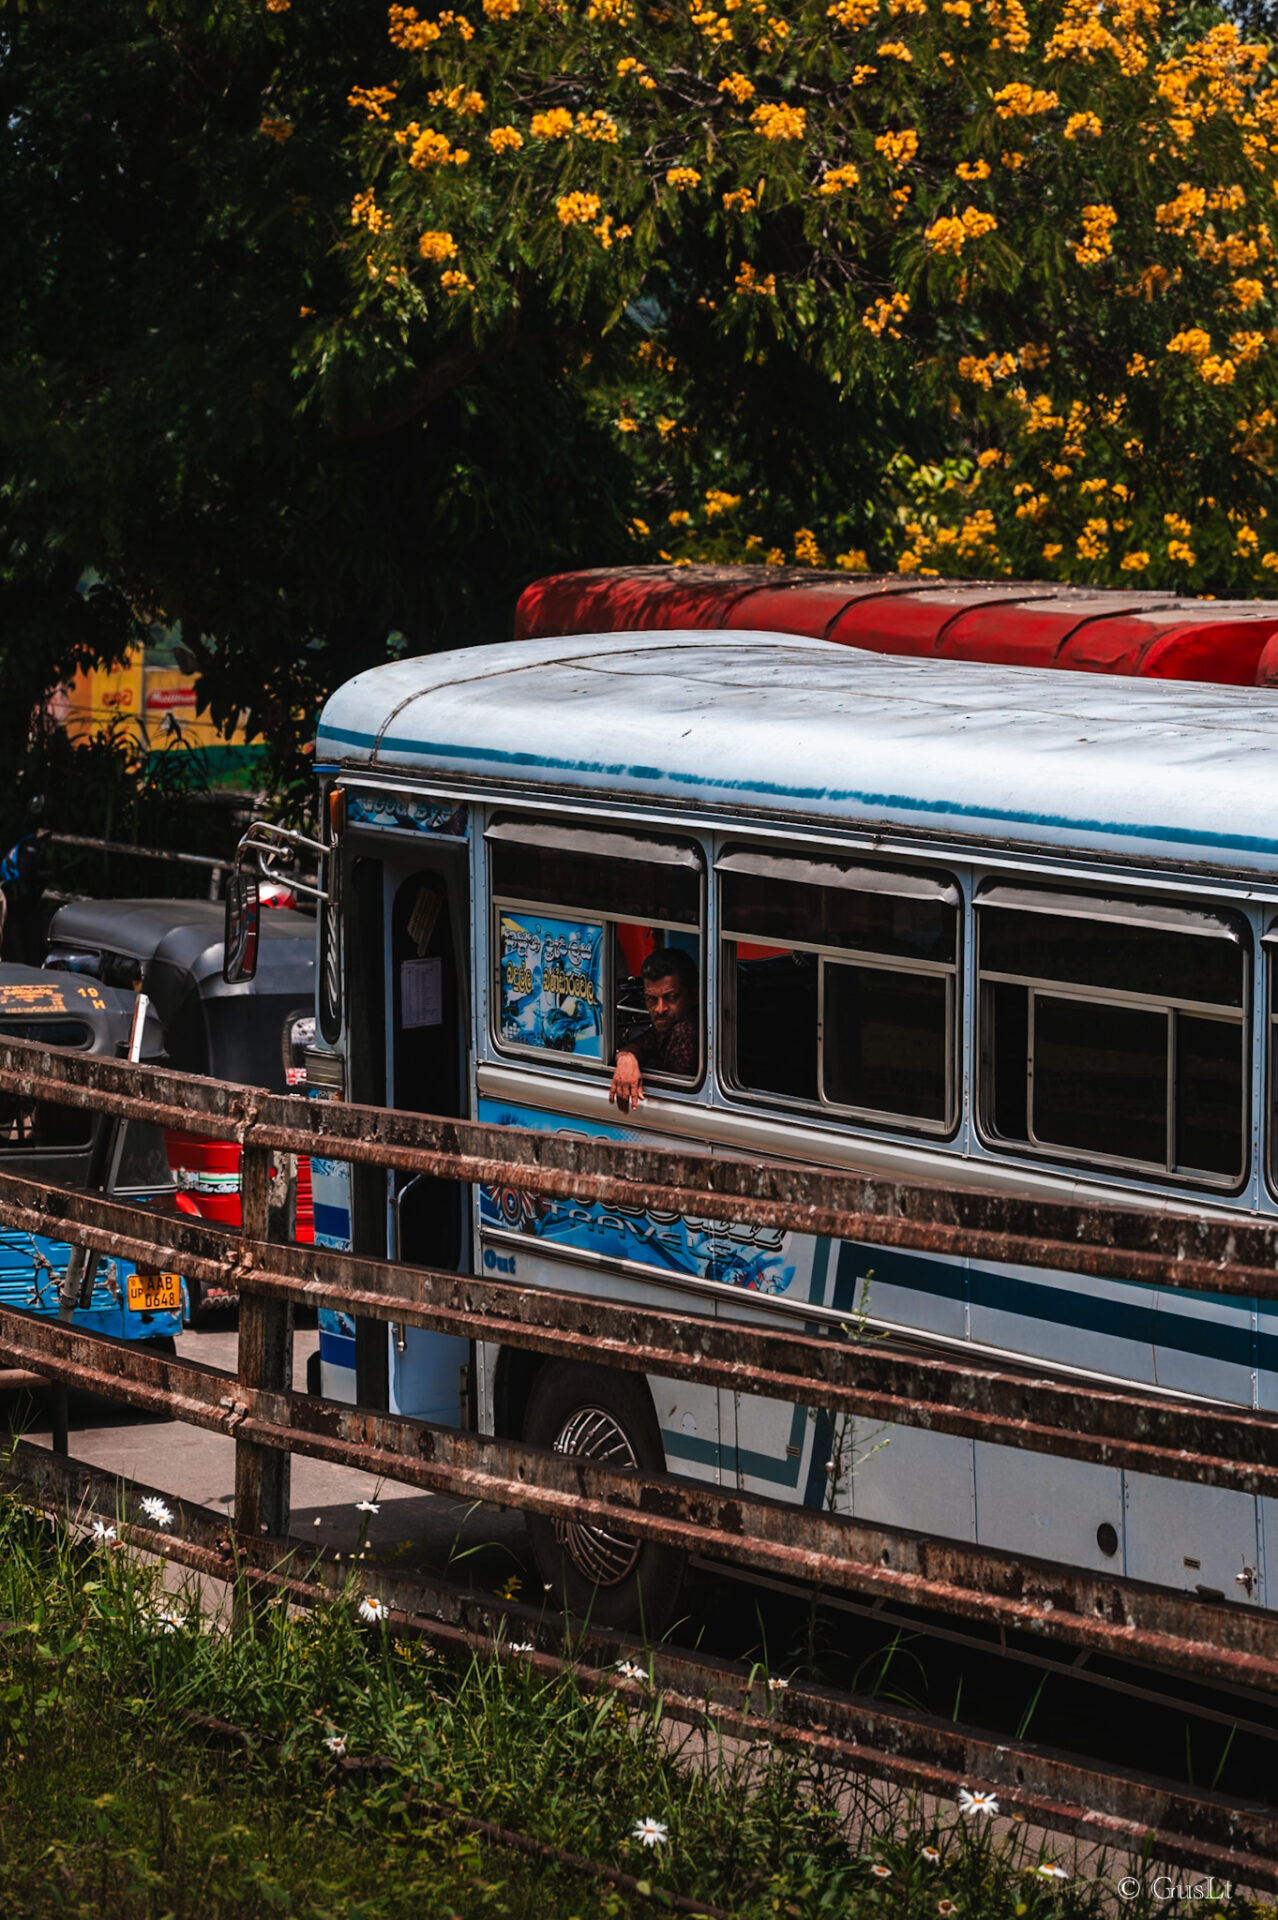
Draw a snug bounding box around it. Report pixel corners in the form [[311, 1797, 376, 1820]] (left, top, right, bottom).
[[716, 849, 962, 1141], [486, 827, 708, 1092], [976, 887, 1251, 1194]]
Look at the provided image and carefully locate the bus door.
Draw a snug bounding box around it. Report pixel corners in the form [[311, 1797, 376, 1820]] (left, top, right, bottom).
[[385, 854, 472, 1426]]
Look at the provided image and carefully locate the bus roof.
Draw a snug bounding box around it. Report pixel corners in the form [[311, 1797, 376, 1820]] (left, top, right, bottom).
[[318, 631, 1278, 881]]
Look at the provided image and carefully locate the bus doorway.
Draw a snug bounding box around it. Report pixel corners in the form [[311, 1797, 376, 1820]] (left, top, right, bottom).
[[386, 858, 471, 1426]]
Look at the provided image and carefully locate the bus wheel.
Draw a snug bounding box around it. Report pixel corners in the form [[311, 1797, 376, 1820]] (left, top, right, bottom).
[[523, 1362, 685, 1637]]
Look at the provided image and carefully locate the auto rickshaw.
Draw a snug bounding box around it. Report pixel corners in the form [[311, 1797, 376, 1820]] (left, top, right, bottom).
[[0, 963, 182, 1344], [44, 899, 316, 1315]]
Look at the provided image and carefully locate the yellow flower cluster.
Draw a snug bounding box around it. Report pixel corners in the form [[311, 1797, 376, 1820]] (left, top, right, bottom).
[[418, 230, 459, 260], [826, 0, 878, 26], [483, 0, 519, 15], [877, 41, 913, 60], [441, 268, 474, 294], [718, 72, 756, 102], [557, 191, 602, 225], [1075, 517, 1109, 561], [1120, 551, 1150, 571], [925, 206, 998, 253], [259, 117, 294, 142], [862, 291, 910, 336], [1063, 111, 1102, 139], [428, 84, 486, 115], [793, 528, 825, 565], [666, 167, 702, 190], [1046, 0, 1151, 78], [750, 102, 807, 140], [616, 55, 656, 88], [400, 124, 470, 167], [488, 125, 524, 152], [1166, 327, 1211, 358], [955, 159, 989, 180], [735, 261, 777, 295], [351, 189, 390, 232], [723, 187, 759, 211], [875, 128, 919, 167], [992, 84, 1059, 118], [1073, 203, 1117, 265], [705, 488, 743, 515], [958, 350, 1018, 386], [349, 87, 397, 122], [531, 108, 573, 139], [818, 164, 860, 195], [389, 4, 441, 48]]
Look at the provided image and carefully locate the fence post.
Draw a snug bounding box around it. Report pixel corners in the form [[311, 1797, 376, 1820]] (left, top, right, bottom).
[[233, 1145, 292, 1546]]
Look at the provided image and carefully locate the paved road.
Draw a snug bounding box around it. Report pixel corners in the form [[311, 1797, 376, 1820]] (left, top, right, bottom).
[[10, 1315, 534, 1599]]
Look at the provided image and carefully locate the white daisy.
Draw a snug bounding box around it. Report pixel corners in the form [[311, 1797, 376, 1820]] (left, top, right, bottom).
[[632, 1817, 669, 1848], [139, 1495, 173, 1529], [355, 1500, 380, 1514], [150, 1610, 183, 1635], [920, 1844, 941, 1863], [870, 1864, 891, 1879], [91, 1521, 116, 1543], [767, 1676, 790, 1693], [358, 1595, 388, 1624], [509, 1641, 535, 1654], [615, 1659, 646, 1681], [957, 1787, 999, 1818], [323, 1734, 347, 1756], [1036, 1863, 1069, 1881], [937, 1902, 957, 1916]]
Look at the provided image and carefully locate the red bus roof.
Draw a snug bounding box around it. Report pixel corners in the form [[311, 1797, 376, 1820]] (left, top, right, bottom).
[[515, 566, 1278, 688]]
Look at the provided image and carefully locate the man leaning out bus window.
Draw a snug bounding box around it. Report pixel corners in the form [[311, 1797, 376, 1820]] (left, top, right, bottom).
[[609, 946, 698, 1111]]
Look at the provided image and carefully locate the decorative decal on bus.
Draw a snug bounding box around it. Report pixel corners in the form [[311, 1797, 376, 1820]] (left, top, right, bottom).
[[497, 915, 605, 1059], [478, 1098, 801, 1295], [345, 791, 468, 838]]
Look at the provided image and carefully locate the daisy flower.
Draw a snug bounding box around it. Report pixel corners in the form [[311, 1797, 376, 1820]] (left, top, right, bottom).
[[767, 1676, 790, 1692], [938, 1903, 957, 1917], [323, 1734, 348, 1756], [615, 1659, 646, 1680], [632, 1817, 669, 1848], [139, 1495, 173, 1529], [358, 1595, 388, 1624], [1037, 1863, 1069, 1881], [509, 1641, 535, 1654], [957, 1787, 999, 1818], [870, 1863, 891, 1879], [355, 1500, 380, 1514], [91, 1521, 117, 1543], [921, 1844, 941, 1863], [150, 1610, 183, 1635]]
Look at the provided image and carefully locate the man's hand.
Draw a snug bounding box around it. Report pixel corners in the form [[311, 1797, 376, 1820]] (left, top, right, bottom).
[[609, 1049, 644, 1112]]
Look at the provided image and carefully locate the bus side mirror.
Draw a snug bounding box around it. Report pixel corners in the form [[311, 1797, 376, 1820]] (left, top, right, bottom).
[[223, 873, 261, 983]]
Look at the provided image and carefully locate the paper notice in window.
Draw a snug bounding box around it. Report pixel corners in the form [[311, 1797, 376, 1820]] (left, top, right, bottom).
[[401, 957, 443, 1028]]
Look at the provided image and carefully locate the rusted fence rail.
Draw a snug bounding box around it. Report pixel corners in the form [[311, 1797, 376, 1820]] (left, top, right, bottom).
[[1, 1035, 1277, 1885]]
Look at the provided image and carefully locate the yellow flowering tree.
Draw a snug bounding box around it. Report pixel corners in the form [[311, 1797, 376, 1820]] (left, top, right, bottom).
[[334, 0, 1278, 591]]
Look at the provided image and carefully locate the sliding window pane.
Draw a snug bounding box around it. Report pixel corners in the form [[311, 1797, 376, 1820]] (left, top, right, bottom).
[[730, 946, 819, 1102], [1033, 996, 1167, 1166], [824, 965, 948, 1123], [982, 907, 1243, 1007], [1175, 1015, 1244, 1178]]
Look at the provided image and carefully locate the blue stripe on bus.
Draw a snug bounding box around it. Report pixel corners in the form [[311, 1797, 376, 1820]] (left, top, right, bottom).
[[313, 1202, 352, 1240], [314, 721, 1278, 861], [832, 1243, 1259, 1369]]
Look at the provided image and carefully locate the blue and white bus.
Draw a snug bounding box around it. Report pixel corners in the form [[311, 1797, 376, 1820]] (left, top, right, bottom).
[[297, 629, 1278, 1630]]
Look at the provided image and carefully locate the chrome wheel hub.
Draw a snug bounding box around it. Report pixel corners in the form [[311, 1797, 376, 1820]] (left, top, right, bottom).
[[552, 1404, 641, 1586]]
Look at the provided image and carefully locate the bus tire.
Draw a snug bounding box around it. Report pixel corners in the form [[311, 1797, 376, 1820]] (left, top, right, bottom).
[[522, 1362, 685, 1638]]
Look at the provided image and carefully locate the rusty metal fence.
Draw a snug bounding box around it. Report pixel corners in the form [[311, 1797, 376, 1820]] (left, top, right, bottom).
[[1, 1032, 1277, 1885]]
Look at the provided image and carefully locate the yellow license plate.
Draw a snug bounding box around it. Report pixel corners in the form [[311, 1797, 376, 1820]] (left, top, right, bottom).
[[127, 1270, 182, 1314]]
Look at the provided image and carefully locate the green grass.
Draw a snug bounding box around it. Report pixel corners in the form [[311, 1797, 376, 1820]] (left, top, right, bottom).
[[0, 1493, 1265, 1920]]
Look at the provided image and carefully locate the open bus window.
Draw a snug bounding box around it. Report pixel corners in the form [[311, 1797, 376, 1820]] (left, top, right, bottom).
[[719, 848, 959, 1134], [0, 1020, 93, 1150], [978, 886, 1247, 1187], [488, 817, 703, 1079]]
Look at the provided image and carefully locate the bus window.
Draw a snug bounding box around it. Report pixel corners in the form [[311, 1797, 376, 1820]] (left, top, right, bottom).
[[0, 1020, 94, 1149], [719, 848, 959, 1133], [978, 886, 1247, 1186], [487, 818, 703, 1081]]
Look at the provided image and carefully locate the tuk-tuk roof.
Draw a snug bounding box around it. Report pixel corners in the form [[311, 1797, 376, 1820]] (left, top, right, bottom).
[[48, 898, 314, 988], [0, 962, 164, 1058]]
